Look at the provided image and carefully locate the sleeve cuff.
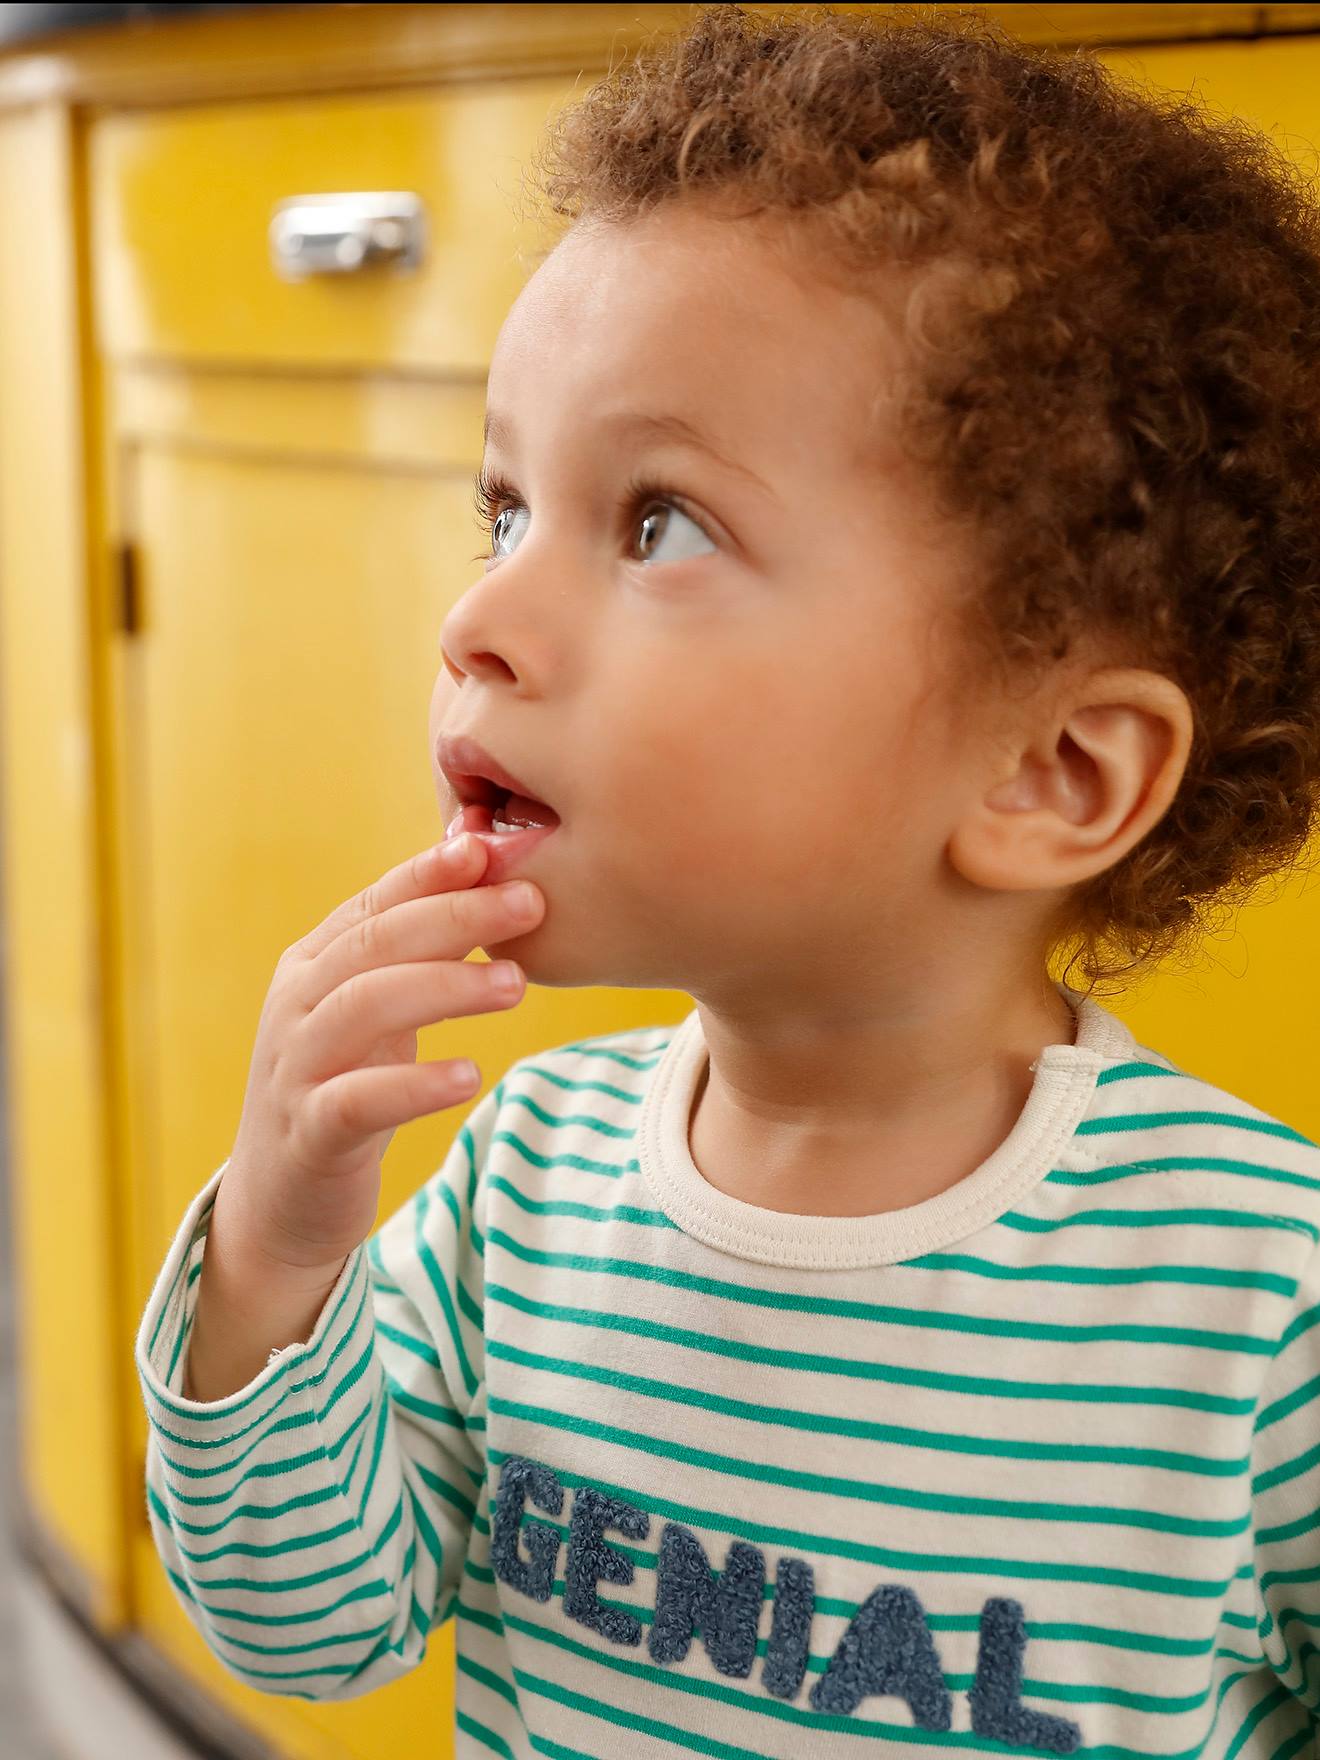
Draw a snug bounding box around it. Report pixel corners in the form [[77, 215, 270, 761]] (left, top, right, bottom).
[[134, 1161, 371, 1453]]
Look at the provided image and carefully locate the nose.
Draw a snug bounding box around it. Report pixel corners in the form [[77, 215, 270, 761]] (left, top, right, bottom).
[[440, 585, 520, 688], [440, 531, 571, 694]]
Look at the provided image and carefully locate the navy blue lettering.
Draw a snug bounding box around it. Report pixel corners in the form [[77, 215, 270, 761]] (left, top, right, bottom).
[[490, 1455, 564, 1603], [648, 1522, 765, 1678], [563, 1483, 649, 1646], [762, 1554, 815, 1700], [968, 1597, 1082, 1752], [810, 1582, 952, 1726]]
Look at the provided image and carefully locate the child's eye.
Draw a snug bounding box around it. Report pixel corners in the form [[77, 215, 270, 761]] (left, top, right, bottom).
[[632, 500, 717, 566], [473, 470, 718, 566], [490, 504, 529, 558]]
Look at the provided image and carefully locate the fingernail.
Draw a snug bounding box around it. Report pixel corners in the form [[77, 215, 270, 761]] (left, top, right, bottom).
[[441, 833, 472, 861], [505, 882, 539, 918], [445, 810, 466, 840]]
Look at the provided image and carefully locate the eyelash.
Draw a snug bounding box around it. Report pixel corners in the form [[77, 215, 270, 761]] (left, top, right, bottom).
[[470, 468, 710, 563]]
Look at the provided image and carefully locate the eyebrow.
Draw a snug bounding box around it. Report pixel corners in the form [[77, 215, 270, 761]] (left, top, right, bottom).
[[481, 408, 772, 498]]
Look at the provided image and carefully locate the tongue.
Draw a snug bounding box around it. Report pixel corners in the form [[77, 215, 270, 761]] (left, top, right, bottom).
[[499, 792, 560, 829]]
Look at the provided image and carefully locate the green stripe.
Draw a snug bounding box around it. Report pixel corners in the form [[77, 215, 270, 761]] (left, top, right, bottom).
[[535, 1034, 667, 1069], [456, 1710, 518, 1759], [439, 1161, 1320, 1251], [146, 1216, 211, 1359], [146, 1248, 363, 1424], [150, 1274, 372, 1455], [1256, 1362, 1320, 1434], [1000, 1204, 1318, 1244], [357, 1377, 393, 1518], [486, 1335, 1248, 1479], [457, 1650, 520, 1710], [904, 1249, 1295, 1295], [203, 1616, 392, 1660], [505, 1090, 634, 1142], [1077, 1110, 1315, 1147], [487, 1394, 1245, 1539], [153, 1400, 374, 1555], [1096, 1061, 1179, 1085], [165, 1308, 195, 1386], [414, 1182, 478, 1398], [486, 1281, 1254, 1414], [415, 1461, 478, 1526], [155, 1555, 393, 1630], [153, 1331, 374, 1482], [486, 1227, 1277, 1354], [489, 1171, 674, 1231], [490, 1129, 635, 1183], [515, 1059, 646, 1105], [153, 1389, 371, 1509], [1221, 1683, 1296, 1757], [485, 1145, 1320, 1253], [1050, 1157, 1320, 1199], [475, 1126, 1320, 1210], [1265, 1728, 1316, 1760], [507, 1646, 1044, 1758], [1255, 1431, 1320, 1496]]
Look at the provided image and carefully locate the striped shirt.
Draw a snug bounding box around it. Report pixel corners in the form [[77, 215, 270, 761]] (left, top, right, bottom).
[[135, 980, 1320, 1758]]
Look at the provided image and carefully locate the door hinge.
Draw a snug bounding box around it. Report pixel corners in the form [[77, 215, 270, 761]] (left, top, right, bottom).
[[115, 538, 142, 635]]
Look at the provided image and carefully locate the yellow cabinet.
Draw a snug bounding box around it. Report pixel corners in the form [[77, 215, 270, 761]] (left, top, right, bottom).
[[90, 83, 563, 372]]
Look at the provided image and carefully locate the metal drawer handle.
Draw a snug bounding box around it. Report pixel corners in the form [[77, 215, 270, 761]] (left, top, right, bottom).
[[269, 192, 427, 280]]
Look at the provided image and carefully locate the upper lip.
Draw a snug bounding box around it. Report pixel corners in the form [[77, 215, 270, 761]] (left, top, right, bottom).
[[436, 732, 553, 809]]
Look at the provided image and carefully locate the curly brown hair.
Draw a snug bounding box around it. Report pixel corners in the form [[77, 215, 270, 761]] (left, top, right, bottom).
[[524, 2, 1320, 996]]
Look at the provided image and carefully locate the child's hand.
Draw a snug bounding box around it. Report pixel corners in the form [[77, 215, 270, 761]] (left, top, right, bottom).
[[183, 834, 543, 1400], [223, 831, 541, 1274]]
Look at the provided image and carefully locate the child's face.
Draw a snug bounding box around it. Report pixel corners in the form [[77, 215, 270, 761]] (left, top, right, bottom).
[[431, 202, 1001, 996]]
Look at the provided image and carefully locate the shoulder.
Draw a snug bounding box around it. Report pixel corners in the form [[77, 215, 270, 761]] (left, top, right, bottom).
[[499, 1020, 679, 1087], [488, 1019, 683, 1128], [1076, 1032, 1320, 1246]]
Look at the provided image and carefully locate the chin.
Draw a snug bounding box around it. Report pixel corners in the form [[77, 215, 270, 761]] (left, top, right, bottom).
[[488, 928, 645, 993]]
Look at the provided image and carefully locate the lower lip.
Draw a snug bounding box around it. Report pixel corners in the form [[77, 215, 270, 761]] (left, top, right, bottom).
[[445, 801, 559, 886]]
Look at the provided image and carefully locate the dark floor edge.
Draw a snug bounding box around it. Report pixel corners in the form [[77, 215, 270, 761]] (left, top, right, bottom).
[[13, 1492, 277, 1760]]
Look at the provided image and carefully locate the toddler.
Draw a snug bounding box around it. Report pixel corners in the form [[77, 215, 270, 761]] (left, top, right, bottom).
[[135, 5, 1320, 1755]]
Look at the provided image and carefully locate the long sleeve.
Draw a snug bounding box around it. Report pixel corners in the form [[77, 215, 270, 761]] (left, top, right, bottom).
[[134, 1086, 496, 1701], [1252, 1231, 1320, 1715]]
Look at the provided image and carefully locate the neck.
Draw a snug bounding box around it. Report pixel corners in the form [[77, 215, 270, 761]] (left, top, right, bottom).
[[686, 964, 1077, 1218]]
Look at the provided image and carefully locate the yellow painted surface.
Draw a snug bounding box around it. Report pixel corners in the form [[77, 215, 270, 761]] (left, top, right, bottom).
[[3, 5, 1320, 116], [1, 6, 1320, 1759], [89, 81, 571, 373], [0, 103, 128, 1624]]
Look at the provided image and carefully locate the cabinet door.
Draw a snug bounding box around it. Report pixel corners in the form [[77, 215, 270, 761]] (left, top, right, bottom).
[[119, 404, 478, 1760]]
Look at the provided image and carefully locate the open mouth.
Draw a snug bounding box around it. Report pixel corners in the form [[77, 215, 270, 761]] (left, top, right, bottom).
[[488, 786, 560, 834], [445, 783, 561, 847], [447, 779, 560, 835], [436, 735, 560, 867]]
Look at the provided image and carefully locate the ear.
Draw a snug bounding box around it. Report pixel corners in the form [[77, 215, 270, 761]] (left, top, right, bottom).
[[947, 667, 1194, 893]]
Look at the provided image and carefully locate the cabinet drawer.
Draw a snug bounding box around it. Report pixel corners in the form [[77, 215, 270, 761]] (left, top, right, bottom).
[[88, 79, 570, 372]]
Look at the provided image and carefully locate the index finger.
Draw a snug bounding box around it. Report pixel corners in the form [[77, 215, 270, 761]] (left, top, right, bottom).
[[289, 832, 488, 964]]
